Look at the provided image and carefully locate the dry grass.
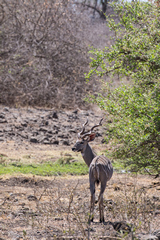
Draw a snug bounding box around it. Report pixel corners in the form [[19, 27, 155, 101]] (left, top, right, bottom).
[[0, 173, 160, 239], [0, 142, 160, 239]]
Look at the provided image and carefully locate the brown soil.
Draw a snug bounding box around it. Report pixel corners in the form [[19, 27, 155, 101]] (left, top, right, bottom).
[[0, 167, 160, 240], [0, 106, 160, 239]]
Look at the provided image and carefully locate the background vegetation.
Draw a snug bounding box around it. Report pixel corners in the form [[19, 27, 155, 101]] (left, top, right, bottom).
[[0, 0, 102, 109], [0, 0, 159, 175], [86, 1, 160, 175]]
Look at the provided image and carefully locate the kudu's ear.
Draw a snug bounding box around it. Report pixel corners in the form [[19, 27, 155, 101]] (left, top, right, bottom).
[[87, 133, 96, 142]]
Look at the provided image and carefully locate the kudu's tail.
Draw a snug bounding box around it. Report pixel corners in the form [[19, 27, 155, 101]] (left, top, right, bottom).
[[90, 157, 100, 186]]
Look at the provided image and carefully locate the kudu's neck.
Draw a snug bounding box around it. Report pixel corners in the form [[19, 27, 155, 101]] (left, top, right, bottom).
[[81, 143, 96, 167]]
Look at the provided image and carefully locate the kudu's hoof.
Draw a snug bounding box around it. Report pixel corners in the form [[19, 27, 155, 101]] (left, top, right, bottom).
[[88, 215, 94, 224], [100, 218, 105, 224]]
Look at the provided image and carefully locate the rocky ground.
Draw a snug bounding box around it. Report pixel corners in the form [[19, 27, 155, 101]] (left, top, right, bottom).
[[0, 105, 160, 240], [0, 105, 105, 146]]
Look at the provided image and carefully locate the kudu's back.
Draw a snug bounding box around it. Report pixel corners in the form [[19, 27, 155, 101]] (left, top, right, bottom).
[[89, 155, 113, 185]]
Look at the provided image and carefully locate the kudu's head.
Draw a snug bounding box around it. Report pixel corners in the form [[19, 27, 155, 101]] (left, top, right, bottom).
[[72, 118, 103, 153]]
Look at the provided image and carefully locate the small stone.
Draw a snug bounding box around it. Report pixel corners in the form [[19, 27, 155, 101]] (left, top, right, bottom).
[[43, 140, 51, 144], [63, 140, 70, 146], [3, 107, 9, 112], [53, 111, 58, 119], [153, 229, 160, 239], [0, 113, 5, 118], [153, 196, 159, 201], [21, 122, 27, 127], [27, 195, 37, 201], [30, 137, 38, 143], [39, 127, 48, 132], [45, 120, 48, 125], [54, 217, 63, 221], [73, 109, 78, 114], [52, 140, 59, 145], [0, 119, 7, 123]]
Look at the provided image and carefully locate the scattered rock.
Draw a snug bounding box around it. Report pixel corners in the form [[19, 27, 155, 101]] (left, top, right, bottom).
[[73, 109, 78, 114], [21, 122, 27, 127], [43, 140, 52, 144], [0, 119, 7, 123], [21, 178, 29, 184], [0, 107, 104, 146], [0, 113, 5, 118], [113, 183, 121, 191], [3, 107, 9, 112], [154, 230, 160, 240], [52, 111, 58, 119], [52, 140, 59, 145], [153, 196, 159, 201], [54, 217, 63, 221], [27, 195, 37, 201], [107, 221, 132, 234], [30, 137, 38, 143], [63, 140, 70, 146], [39, 127, 48, 132]]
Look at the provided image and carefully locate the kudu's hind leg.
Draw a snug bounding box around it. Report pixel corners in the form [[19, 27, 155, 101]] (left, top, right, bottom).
[[89, 182, 95, 222], [99, 194, 104, 223], [98, 181, 107, 223]]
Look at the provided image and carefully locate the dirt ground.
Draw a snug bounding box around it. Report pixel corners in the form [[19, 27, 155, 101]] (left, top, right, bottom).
[[0, 142, 160, 240], [0, 106, 160, 239]]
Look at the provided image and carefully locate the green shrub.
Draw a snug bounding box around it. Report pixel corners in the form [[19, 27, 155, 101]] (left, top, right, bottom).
[[86, 2, 160, 175]]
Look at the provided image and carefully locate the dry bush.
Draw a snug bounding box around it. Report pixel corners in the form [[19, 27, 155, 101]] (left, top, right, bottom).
[[106, 176, 160, 237], [0, 0, 100, 109], [74, 0, 109, 19]]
